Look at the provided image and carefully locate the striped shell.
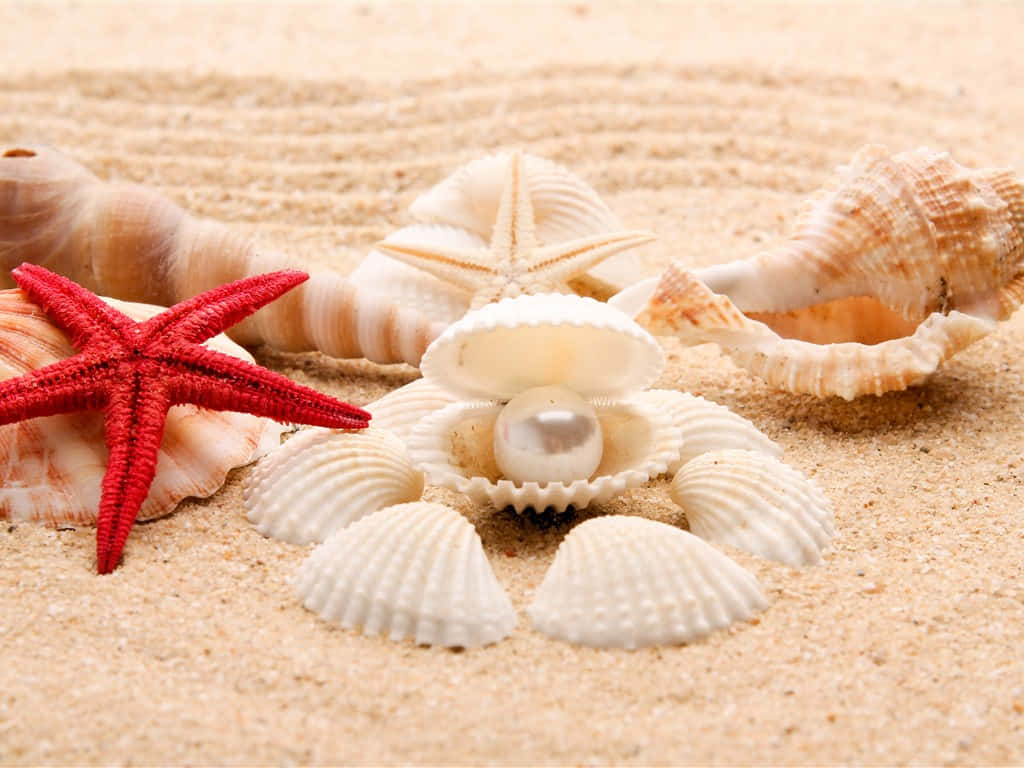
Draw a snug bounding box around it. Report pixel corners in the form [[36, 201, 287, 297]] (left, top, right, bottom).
[[527, 515, 768, 649], [626, 145, 1024, 399], [0, 288, 284, 526], [671, 449, 835, 567], [244, 428, 424, 545], [296, 502, 516, 648]]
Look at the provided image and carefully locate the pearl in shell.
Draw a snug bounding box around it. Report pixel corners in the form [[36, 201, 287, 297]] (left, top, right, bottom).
[[493, 385, 603, 485]]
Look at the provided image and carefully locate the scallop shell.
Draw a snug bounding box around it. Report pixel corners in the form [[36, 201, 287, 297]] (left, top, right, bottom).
[[630, 389, 781, 472], [671, 449, 835, 567], [244, 428, 424, 545], [0, 288, 285, 526], [407, 397, 683, 512], [296, 502, 516, 648], [527, 515, 768, 649], [409, 151, 639, 297], [363, 378, 458, 444], [420, 293, 664, 401], [629, 145, 1024, 399]]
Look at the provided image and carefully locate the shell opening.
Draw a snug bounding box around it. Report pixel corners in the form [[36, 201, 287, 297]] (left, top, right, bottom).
[[748, 296, 922, 345]]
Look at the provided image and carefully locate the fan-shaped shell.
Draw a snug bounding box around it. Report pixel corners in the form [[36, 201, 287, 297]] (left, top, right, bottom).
[[364, 378, 458, 444], [0, 288, 285, 526], [406, 397, 683, 512], [630, 389, 781, 473], [296, 502, 516, 648], [408, 151, 637, 297], [671, 449, 834, 567], [527, 515, 767, 648], [628, 145, 1024, 398], [244, 427, 424, 545], [420, 293, 664, 401]]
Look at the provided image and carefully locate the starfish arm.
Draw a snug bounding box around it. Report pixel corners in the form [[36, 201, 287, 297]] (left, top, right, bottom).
[[490, 151, 538, 259], [95, 371, 172, 574], [161, 345, 371, 429], [528, 231, 656, 285], [0, 355, 110, 425], [138, 270, 309, 347], [373, 241, 496, 292], [11, 263, 135, 346]]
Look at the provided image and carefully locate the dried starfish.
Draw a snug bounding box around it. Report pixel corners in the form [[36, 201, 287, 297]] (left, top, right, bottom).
[[0, 264, 370, 573], [375, 152, 655, 310]]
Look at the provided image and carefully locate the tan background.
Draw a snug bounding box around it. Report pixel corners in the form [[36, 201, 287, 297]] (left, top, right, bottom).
[[2, 1, 1024, 764]]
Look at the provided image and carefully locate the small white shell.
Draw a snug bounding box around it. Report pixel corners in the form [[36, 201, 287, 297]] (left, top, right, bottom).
[[296, 502, 516, 648], [630, 389, 781, 473], [364, 378, 458, 444], [244, 428, 424, 545], [527, 515, 768, 648], [407, 397, 683, 512], [420, 293, 664, 401], [671, 449, 834, 567]]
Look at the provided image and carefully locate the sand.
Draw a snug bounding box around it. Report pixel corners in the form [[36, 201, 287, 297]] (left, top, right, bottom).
[[2, 1, 1024, 764]]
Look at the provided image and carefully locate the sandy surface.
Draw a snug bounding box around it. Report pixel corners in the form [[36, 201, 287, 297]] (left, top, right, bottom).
[[2, 1, 1024, 765]]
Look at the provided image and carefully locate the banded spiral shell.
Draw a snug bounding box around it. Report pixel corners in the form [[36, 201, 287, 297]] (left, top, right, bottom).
[[296, 502, 516, 648]]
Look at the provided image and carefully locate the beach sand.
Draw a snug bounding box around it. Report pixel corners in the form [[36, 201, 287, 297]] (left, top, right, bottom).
[[1, 1, 1023, 764]]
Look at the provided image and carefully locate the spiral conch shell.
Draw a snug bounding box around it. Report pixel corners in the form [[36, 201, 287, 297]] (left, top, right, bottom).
[[0, 144, 445, 366], [619, 146, 1024, 399], [0, 288, 284, 526]]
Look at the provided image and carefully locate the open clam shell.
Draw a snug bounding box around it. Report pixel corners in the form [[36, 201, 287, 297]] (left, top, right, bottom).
[[671, 449, 834, 567], [407, 397, 683, 512], [244, 428, 424, 545], [296, 501, 516, 648], [0, 289, 284, 526], [527, 515, 768, 649], [420, 293, 664, 401]]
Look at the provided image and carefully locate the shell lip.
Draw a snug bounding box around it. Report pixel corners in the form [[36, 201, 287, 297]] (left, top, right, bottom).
[[406, 396, 683, 513], [419, 293, 665, 401]]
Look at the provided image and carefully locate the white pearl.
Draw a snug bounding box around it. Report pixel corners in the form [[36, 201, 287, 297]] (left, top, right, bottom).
[[493, 385, 603, 485]]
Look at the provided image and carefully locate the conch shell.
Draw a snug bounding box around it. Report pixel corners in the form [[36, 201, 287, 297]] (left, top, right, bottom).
[[0, 287, 284, 526], [620, 146, 1024, 399], [0, 144, 445, 366]]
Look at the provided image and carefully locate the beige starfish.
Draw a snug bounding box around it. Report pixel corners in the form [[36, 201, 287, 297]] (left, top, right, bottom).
[[376, 152, 655, 310]]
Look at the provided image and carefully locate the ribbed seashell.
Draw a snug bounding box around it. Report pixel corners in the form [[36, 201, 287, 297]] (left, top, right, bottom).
[[363, 378, 458, 444], [296, 502, 516, 648], [244, 428, 424, 545], [625, 145, 1024, 399], [408, 151, 639, 297], [421, 293, 664, 401], [0, 288, 284, 525], [0, 144, 445, 366], [671, 449, 835, 567], [407, 397, 683, 513], [630, 389, 781, 473], [527, 516, 768, 649]]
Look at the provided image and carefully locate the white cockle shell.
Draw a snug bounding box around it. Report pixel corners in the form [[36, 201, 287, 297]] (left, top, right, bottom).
[[671, 449, 835, 567], [364, 378, 458, 444], [296, 502, 516, 649], [407, 397, 684, 512], [527, 515, 768, 649], [0, 288, 285, 526], [626, 146, 1024, 399], [244, 427, 424, 545], [421, 293, 664, 401]]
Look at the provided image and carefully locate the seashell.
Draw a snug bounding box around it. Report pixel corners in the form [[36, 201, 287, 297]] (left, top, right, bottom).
[[244, 428, 424, 545], [407, 396, 683, 512], [363, 378, 459, 444], [527, 515, 768, 649], [625, 145, 1024, 399], [0, 144, 445, 366], [0, 288, 285, 525], [670, 449, 835, 567], [296, 501, 516, 648], [420, 293, 664, 401], [408, 151, 642, 298], [630, 389, 781, 473]]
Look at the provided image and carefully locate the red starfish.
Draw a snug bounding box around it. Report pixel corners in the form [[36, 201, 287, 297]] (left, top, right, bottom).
[[0, 264, 370, 573]]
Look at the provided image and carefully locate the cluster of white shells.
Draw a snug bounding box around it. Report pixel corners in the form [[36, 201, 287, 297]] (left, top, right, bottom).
[[244, 153, 838, 650]]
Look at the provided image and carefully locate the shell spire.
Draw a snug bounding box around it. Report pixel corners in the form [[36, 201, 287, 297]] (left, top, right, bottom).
[[0, 144, 445, 366]]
